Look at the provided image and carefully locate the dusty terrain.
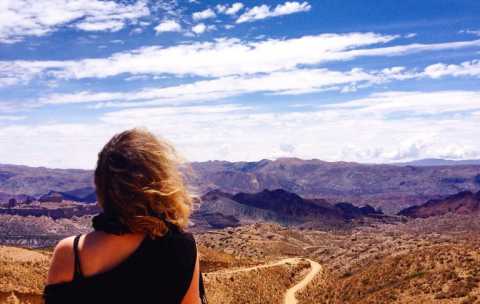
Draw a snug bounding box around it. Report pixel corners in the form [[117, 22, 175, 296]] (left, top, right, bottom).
[[0, 246, 51, 304], [1, 217, 480, 304]]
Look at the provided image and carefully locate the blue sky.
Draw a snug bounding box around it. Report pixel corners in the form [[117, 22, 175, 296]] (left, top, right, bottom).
[[0, 0, 480, 169]]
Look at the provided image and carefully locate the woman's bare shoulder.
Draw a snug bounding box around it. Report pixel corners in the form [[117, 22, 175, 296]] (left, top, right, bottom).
[[46, 235, 78, 285]]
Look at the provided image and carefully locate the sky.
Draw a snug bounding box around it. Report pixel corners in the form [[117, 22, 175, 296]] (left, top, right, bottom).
[[0, 0, 480, 169]]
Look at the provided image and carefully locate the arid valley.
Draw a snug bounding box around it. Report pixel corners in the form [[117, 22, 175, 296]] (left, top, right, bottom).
[[1, 158, 480, 304]]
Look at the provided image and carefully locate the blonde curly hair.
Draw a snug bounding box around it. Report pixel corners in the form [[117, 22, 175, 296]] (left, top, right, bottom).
[[94, 127, 193, 238]]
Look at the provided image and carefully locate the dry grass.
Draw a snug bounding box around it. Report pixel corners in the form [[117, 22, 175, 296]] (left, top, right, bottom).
[[198, 245, 259, 272], [204, 261, 310, 304], [0, 246, 50, 304], [297, 244, 480, 304]]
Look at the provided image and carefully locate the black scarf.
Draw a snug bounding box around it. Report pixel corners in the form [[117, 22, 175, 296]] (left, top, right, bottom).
[[91, 212, 178, 235], [91, 212, 131, 235]]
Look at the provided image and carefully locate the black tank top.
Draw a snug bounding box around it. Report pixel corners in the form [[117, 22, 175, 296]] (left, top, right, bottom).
[[43, 228, 205, 304]]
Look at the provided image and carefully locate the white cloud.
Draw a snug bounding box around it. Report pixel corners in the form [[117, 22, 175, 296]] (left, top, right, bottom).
[[100, 104, 252, 125], [0, 60, 65, 87], [460, 29, 480, 36], [3, 34, 480, 86], [215, 4, 227, 13], [226, 3, 245, 15], [44, 36, 480, 80], [340, 135, 480, 162], [423, 59, 480, 78], [3, 90, 480, 168], [154, 20, 182, 33], [75, 20, 125, 32], [320, 90, 480, 117], [39, 67, 419, 107], [28, 32, 397, 79], [342, 39, 480, 59], [0, 0, 150, 43], [218, 2, 244, 15], [192, 8, 216, 21], [191, 23, 216, 34], [0, 115, 26, 121], [0, 123, 114, 169], [237, 1, 311, 23]]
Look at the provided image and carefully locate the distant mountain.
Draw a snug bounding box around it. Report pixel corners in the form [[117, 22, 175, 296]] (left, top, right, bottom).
[[1, 157, 480, 214], [393, 158, 480, 166], [186, 157, 480, 214], [398, 191, 480, 218], [195, 188, 386, 228], [0, 163, 93, 197]]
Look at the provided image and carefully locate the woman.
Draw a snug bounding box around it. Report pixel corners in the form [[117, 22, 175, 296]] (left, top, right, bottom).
[[43, 128, 207, 304]]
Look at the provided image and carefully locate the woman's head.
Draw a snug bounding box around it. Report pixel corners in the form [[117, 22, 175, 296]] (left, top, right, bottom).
[[94, 128, 192, 238]]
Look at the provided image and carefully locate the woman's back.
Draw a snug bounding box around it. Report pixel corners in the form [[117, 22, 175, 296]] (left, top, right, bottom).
[[43, 227, 199, 303], [44, 128, 205, 303]]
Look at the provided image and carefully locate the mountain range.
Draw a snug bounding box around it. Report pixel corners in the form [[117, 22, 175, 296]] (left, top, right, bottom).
[[186, 157, 480, 213], [1, 157, 480, 214]]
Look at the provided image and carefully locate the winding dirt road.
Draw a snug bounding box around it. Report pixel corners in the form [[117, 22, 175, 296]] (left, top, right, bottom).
[[210, 257, 322, 304], [284, 259, 322, 304]]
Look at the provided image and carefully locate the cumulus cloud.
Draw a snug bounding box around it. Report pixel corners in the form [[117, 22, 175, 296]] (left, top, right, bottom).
[[340, 135, 480, 163], [0, 0, 150, 43], [191, 23, 215, 34], [226, 3, 245, 15], [154, 20, 182, 33], [217, 3, 244, 15], [191, 23, 206, 34], [423, 59, 480, 78], [237, 1, 311, 23], [192, 8, 216, 21], [3, 90, 480, 168]]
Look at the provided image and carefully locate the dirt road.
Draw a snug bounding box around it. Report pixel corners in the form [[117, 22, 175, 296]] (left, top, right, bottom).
[[283, 259, 322, 304], [209, 257, 322, 304]]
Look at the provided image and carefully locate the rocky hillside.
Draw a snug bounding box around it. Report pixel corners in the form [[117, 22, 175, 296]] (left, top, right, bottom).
[[398, 191, 480, 218], [0, 202, 100, 220], [194, 188, 388, 229], [300, 243, 480, 304]]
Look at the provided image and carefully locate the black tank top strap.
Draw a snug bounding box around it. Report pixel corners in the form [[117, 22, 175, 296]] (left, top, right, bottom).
[[199, 271, 208, 304], [72, 234, 84, 281]]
